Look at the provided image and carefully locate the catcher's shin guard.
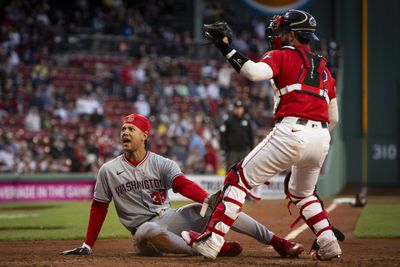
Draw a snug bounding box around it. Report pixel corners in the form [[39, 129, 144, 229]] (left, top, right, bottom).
[[293, 195, 333, 236], [287, 193, 344, 257], [207, 165, 253, 234], [285, 172, 341, 239], [184, 166, 251, 257]]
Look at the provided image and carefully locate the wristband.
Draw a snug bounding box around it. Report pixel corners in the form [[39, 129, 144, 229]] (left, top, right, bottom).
[[227, 51, 249, 72]]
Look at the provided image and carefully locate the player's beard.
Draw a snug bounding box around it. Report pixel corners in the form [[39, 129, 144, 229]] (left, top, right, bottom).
[[280, 32, 291, 47], [281, 37, 290, 47]]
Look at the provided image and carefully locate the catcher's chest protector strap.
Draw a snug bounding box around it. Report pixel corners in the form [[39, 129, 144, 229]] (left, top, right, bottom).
[[276, 47, 328, 101]]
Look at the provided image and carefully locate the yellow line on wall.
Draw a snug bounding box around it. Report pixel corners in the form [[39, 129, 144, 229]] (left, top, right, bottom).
[[362, 0, 368, 133], [362, 0, 368, 186]]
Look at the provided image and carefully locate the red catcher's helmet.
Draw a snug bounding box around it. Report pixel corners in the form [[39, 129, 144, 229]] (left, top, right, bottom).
[[266, 9, 319, 50]]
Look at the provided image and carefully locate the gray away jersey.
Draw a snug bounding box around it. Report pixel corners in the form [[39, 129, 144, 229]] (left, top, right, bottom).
[[94, 152, 182, 232]]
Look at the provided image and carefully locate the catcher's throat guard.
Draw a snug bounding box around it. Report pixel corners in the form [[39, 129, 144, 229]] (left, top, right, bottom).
[[266, 15, 284, 50]]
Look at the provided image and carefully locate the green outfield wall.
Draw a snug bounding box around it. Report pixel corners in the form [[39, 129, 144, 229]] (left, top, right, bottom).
[[309, 0, 399, 188]]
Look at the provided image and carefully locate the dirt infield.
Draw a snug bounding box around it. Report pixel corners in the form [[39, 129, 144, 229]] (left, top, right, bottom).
[[1, 196, 400, 267]]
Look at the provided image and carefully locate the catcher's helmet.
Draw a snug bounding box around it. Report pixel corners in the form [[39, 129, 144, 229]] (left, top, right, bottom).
[[281, 10, 319, 42], [266, 9, 319, 50]]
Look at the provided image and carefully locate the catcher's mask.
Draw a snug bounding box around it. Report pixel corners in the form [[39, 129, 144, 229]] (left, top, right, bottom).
[[266, 9, 319, 50]]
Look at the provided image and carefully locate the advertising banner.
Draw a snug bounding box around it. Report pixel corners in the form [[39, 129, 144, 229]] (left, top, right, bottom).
[[0, 181, 95, 202]]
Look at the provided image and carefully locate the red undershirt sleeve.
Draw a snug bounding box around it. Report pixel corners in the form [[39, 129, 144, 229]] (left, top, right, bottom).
[[172, 175, 209, 203], [84, 199, 109, 248]]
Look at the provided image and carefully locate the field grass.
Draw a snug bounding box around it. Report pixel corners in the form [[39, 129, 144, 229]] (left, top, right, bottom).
[[353, 204, 400, 238], [0, 201, 189, 241], [3, 201, 400, 241]]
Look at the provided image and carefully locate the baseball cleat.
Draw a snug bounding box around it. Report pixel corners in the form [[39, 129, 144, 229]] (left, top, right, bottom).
[[181, 230, 221, 260], [271, 236, 304, 258], [311, 239, 342, 260], [218, 241, 243, 257]]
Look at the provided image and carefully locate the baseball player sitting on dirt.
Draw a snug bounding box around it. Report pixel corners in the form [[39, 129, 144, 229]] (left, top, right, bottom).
[[60, 113, 304, 257]]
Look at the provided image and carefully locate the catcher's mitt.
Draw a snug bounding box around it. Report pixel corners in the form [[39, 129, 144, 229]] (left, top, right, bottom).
[[203, 21, 233, 45]]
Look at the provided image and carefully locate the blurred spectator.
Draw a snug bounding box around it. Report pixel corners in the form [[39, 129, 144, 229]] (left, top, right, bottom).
[[32, 59, 49, 87], [205, 78, 220, 100], [168, 136, 188, 169], [15, 151, 37, 174], [218, 62, 235, 98], [185, 147, 204, 174], [65, 100, 79, 123], [189, 130, 205, 158], [7, 49, 20, 69], [0, 143, 15, 172], [175, 77, 189, 97], [75, 90, 104, 123], [134, 94, 151, 117], [24, 107, 41, 131], [204, 142, 218, 174], [201, 60, 218, 79], [134, 59, 148, 84], [121, 60, 135, 86], [196, 79, 208, 100], [53, 101, 68, 122], [253, 19, 266, 40], [30, 90, 45, 111], [167, 113, 185, 138]]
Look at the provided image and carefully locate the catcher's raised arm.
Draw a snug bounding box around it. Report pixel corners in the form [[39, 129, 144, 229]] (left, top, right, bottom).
[[203, 21, 273, 82]]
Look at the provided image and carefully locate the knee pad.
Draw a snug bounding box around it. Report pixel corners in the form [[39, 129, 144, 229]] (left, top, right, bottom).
[[224, 168, 240, 186], [224, 162, 257, 197], [224, 161, 247, 186]]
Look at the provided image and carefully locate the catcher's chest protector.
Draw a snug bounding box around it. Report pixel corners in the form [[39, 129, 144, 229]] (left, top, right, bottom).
[[283, 47, 328, 99]]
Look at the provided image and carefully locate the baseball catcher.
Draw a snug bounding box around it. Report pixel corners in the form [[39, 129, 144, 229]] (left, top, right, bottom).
[[181, 10, 343, 261], [60, 113, 304, 258]]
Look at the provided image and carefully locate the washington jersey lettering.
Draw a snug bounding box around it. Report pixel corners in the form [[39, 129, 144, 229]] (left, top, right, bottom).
[[115, 179, 162, 196], [94, 152, 182, 232]]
